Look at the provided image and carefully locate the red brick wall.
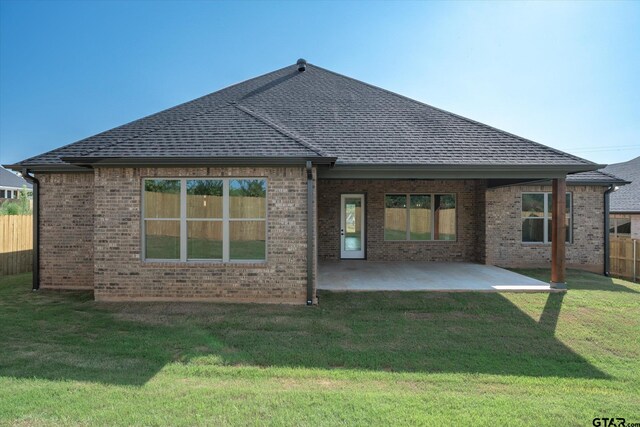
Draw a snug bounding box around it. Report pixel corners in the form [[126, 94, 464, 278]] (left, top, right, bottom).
[[485, 184, 606, 273], [317, 179, 487, 262], [37, 172, 94, 290], [92, 166, 314, 303]]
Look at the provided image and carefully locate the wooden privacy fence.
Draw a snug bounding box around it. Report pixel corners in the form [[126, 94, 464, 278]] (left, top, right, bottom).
[[144, 193, 266, 240], [0, 215, 33, 276], [385, 208, 456, 235], [610, 236, 639, 282]]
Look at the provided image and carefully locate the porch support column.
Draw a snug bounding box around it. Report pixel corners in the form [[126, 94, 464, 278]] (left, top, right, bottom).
[[550, 177, 567, 289]]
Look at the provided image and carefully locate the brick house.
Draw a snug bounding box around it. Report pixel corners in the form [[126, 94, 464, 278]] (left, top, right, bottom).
[[6, 60, 626, 304]]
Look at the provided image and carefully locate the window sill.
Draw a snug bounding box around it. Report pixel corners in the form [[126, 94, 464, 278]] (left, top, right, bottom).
[[521, 242, 573, 246], [141, 260, 269, 268], [383, 240, 458, 243]]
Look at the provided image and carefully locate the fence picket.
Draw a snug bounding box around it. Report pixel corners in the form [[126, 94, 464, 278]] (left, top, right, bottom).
[[0, 215, 33, 275], [609, 236, 639, 282]]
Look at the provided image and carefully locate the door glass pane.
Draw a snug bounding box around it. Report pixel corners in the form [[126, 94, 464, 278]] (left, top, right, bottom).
[[434, 194, 456, 241], [187, 221, 222, 259], [144, 179, 180, 218], [145, 220, 180, 259], [230, 221, 266, 260], [385, 195, 407, 240], [409, 195, 431, 240], [523, 218, 544, 242], [229, 179, 266, 219], [187, 180, 223, 218], [344, 198, 362, 251]]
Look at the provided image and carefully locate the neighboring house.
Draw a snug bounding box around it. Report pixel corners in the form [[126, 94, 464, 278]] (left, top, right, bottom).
[[5, 60, 627, 304], [604, 156, 640, 239], [0, 166, 32, 201]]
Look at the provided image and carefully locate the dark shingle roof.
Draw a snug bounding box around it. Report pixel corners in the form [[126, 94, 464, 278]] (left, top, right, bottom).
[[11, 62, 598, 170], [0, 166, 32, 189], [567, 169, 629, 185], [603, 156, 640, 213]]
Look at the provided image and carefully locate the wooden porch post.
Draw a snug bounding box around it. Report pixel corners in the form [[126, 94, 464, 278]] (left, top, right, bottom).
[[550, 178, 567, 288]]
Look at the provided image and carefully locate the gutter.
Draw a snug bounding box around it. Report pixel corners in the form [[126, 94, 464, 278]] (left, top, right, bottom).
[[59, 156, 337, 167], [20, 169, 39, 291], [306, 161, 314, 306], [604, 185, 616, 276]]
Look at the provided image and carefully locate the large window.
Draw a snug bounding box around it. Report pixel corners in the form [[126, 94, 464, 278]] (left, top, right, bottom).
[[521, 192, 571, 243], [384, 194, 456, 241], [609, 216, 631, 237], [143, 178, 266, 262]]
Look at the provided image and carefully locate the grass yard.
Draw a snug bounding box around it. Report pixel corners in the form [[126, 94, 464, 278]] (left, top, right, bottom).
[[0, 270, 639, 426]]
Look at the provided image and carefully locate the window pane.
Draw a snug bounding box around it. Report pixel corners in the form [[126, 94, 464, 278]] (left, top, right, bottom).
[[385, 195, 407, 240], [546, 193, 571, 218], [523, 218, 544, 242], [434, 195, 456, 241], [187, 221, 222, 259], [230, 221, 266, 260], [522, 194, 545, 218], [144, 179, 180, 218], [229, 179, 266, 219], [616, 218, 631, 235], [547, 217, 571, 243], [187, 180, 222, 218], [409, 195, 431, 240], [145, 220, 180, 259]]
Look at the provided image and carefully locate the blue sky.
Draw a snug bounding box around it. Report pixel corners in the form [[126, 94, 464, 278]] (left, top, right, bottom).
[[1, 0, 638, 166]]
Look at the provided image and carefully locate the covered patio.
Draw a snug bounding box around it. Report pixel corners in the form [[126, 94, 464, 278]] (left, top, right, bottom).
[[318, 261, 563, 292]]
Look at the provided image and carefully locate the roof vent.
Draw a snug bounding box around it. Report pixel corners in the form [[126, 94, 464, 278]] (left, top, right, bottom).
[[297, 58, 307, 72]]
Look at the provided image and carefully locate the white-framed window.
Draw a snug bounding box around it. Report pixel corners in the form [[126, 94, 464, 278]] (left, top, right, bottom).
[[609, 216, 631, 237], [143, 178, 267, 262], [384, 193, 456, 241], [522, 192, 572, 243]]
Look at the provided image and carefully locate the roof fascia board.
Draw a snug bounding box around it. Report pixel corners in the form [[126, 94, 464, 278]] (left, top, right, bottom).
[[3, 163, 93, 173], [610, 210, 640, 214], [0, 185, 32, 190], [565, 180, 631, 186], [319, 164, 605, 180], [60, 156, 337, 167]]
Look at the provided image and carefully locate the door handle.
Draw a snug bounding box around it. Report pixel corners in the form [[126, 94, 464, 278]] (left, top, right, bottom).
[[340, 229, 344, 236]]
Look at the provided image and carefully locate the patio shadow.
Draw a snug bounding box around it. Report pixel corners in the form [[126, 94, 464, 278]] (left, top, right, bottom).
[[510, 268, 639, 293]]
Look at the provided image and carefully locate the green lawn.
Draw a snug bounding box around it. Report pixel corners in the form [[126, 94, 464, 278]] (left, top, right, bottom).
[[1, 270, 639, 425]]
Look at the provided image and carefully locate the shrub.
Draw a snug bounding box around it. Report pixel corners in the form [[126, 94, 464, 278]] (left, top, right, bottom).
[[0, 185, 32, 215]]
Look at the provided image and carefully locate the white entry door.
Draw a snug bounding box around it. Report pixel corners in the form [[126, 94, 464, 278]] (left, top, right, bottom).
[[340, 194, 365, 259]]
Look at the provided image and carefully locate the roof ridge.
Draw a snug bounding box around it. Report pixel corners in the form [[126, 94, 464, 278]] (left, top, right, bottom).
[[310, 64, 596, 166], [232, 103, 329, 157], [596, 169, 624, 180]]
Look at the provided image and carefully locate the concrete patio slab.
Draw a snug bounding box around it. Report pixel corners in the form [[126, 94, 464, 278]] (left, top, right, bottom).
[[318, 261, 562, 292]]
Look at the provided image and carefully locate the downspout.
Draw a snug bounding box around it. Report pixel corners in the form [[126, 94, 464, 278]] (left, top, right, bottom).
[[21, 169, 39, 290], [604, 185, 616, 276], [306, 161, 314, 306]]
